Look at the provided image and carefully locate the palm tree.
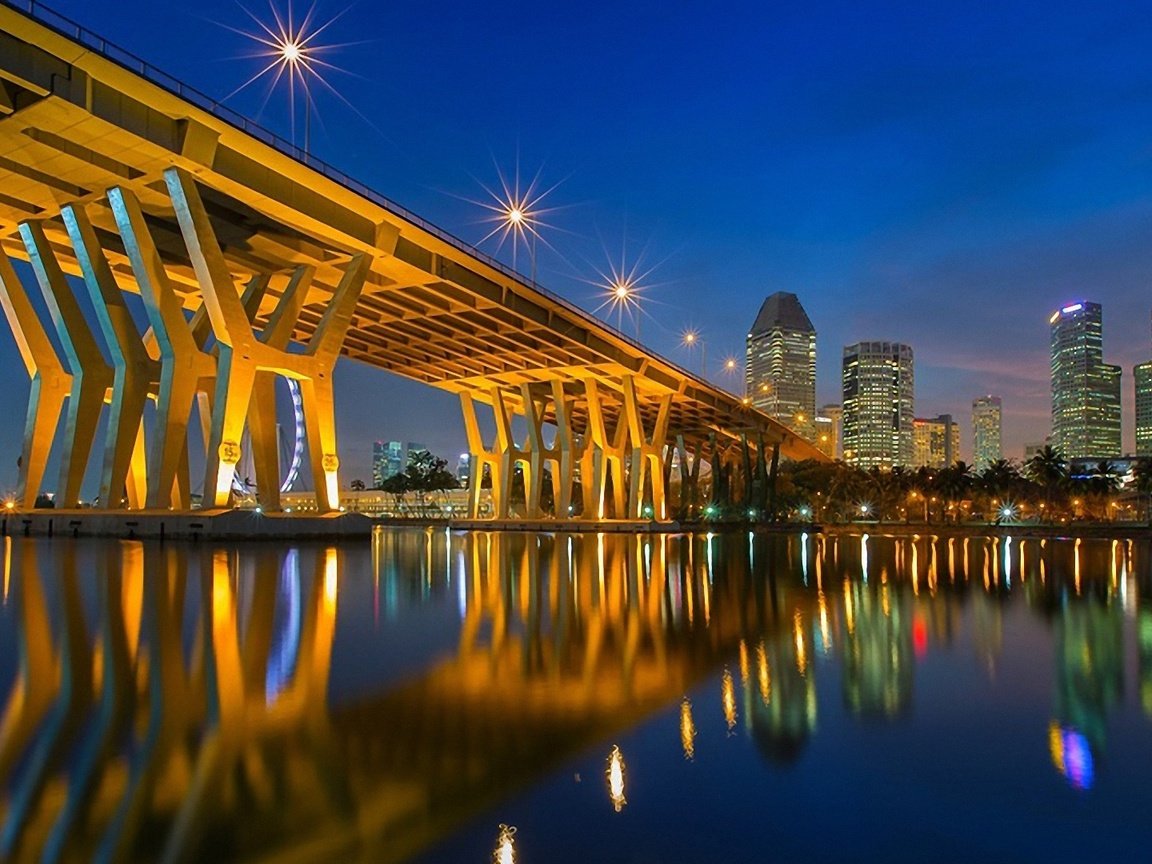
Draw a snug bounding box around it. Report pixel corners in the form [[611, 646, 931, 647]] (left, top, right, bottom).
[[1025, 445, 1066, 520], [1133, 457, 1152, 522], [1089, 460, 1121, 520], [933, 461, 973, 523]]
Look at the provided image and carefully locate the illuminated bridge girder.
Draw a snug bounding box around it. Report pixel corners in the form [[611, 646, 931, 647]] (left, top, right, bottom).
[[0, 3, 825, 517]]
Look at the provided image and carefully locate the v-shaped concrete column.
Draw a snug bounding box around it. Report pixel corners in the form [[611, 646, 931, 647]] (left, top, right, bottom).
[[108, 187, 218, 509], [164, 167, 371, 512], [621, 376, 672, 520], [20, 221, 113, 509], [62, 205, 154, 509], [675, 434, 703, 518], [0, 252, 71, 508], [460, 391, 512, 519], [245, 266, 312, 511], [519, 382, 583, 518], [582, 379, 629, 520]]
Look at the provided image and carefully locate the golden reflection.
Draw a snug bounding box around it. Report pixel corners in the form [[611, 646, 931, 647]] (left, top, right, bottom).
[[680, 697, 697, 759], [1048, 721, 1065, 776], [817, 592, 832, 654], [607, 745, 627, 811], [721, 668, 738, 731], [0, 530, 1140, 862], [2, 535, 9, 603], [494, 824, 517, 864], [757, 641, 772, 704], [793, 612, 808, 676]]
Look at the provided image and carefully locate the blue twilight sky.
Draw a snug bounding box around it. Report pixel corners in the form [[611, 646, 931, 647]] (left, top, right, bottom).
[[3, 0, 1152, 489]]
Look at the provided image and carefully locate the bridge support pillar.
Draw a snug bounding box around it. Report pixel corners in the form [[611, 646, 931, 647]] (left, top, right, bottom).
[[62, 204, 155, 509], [162, 167, 370, 512], [621, 376, 671, 520], [582, 379, 627, 520], [675, 435, 703, 519], [109, 186, 218, 510], [20, 221, 112, 509], [0, 252, 72, 509]]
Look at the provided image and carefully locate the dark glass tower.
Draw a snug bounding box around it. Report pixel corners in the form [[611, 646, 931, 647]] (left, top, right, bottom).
[[745, 292, 816, 438]]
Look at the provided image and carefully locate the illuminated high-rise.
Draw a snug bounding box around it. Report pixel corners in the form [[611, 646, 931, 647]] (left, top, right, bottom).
[[1136, 312, 1152, 457], [372, 440, 405, 487], [1050, 302, 1121, 458], [746, 292, 816, 438], [1136, 363, 1152, 456], [912, 414, 959, 469], [972, 396, 1003, 470], [842, 342, 914, 469], [815, 403, 842, 459]]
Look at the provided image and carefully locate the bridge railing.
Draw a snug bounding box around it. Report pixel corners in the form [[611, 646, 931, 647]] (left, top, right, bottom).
[[2, 0, 748, 410]]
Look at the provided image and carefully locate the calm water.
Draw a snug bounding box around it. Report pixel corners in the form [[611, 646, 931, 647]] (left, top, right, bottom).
[[0, 529, 1150, 863]]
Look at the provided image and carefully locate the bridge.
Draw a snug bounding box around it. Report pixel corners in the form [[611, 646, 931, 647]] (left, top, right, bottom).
[[0, 0, 822, 521]]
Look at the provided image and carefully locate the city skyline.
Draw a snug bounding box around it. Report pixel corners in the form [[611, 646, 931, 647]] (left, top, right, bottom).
[[1, 0, 1151, 488]]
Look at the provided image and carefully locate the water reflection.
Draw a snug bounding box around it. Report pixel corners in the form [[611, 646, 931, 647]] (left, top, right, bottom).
[[0, 530, 1148, 861]]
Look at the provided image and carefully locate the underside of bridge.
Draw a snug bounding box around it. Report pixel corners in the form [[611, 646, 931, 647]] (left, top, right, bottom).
[[0, 2, 824, 519]]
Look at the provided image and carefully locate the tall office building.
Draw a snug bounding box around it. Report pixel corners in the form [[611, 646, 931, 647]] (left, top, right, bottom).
[[1136, 363, 1152, 456], [842, 341, 914, 469], [972, 396, 1003, 470], [1136, 312, 1152, 456], [1050, 302, 1121, 458], [746, 292, 816, 438], [815, 403, 842, 459], [372, 440, 406, 487], [912, 414, 960, 469]]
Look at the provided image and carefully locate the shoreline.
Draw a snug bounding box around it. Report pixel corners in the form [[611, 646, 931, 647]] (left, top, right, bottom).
[[3, 509, 1148, 541]]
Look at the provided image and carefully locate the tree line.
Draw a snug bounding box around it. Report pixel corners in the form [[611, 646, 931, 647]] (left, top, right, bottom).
[[774, 446, 1152, 524]]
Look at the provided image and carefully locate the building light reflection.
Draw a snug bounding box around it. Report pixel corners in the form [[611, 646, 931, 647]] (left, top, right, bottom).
[[607, 745, 627, 811], [721, 668, 737, 731], [493, 824, 517, 864], [757, 641, 771, 704], [680, 698, 697, 760]]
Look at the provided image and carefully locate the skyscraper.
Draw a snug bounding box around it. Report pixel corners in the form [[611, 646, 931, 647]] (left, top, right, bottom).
[[818, 403, 843, 459], [842, 341, 914, 470], [745, 292, 816, 438], [912, 414, 959, 468], [972, 396, 1003, 470], [372, 440, 406, 487], [1136, 312, 1152, 457], [1136, 363, 1152, 456], [1050, 302, 1121, 458]]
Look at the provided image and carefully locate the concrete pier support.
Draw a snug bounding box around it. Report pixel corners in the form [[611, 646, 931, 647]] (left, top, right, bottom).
[[164, 167, 371, 512], [20, 221, 112, 509], [0, 251, 71, 509]]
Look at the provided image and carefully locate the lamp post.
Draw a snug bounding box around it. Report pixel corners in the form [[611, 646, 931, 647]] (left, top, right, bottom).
[[681, 329, 706, 377]]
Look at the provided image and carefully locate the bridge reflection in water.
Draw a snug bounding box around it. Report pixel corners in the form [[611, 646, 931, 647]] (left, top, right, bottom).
[[0, 530, 1149, 862]]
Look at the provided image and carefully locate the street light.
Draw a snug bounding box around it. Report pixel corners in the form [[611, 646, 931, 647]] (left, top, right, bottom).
[[225, 3, 351, 153], [680, 329, 708, 377]]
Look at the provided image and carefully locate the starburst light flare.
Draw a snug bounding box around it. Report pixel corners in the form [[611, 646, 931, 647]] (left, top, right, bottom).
[[463, 157, 569, 278], [221, 0, 366, 151]]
